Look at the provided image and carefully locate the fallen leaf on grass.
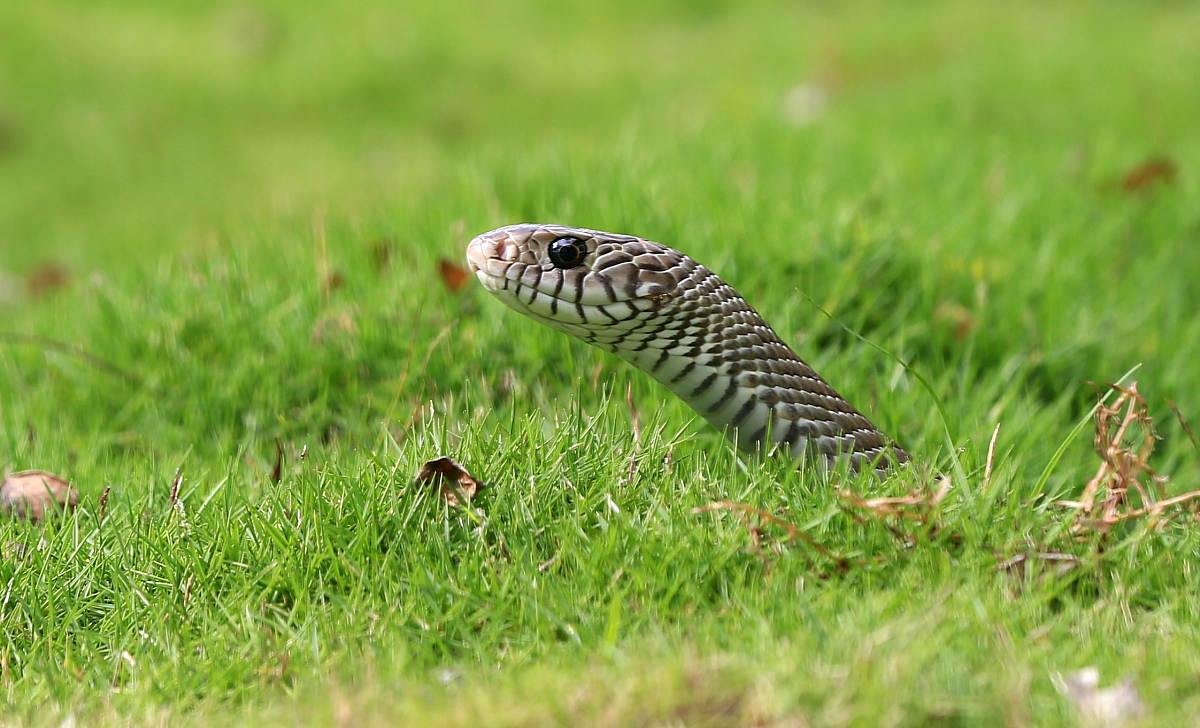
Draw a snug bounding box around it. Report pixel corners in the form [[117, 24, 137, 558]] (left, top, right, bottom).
[[1, 470, 78, 522], [369, 239, 395, 272], [414, 456, 484, 506], [1055, 667, 1144, 727], [26, 263, 69, 297], [437, 258, 471, 293], [933, 301, 975, 340], [1121, 156, 1176, 193], [323, 270, 345, 293]]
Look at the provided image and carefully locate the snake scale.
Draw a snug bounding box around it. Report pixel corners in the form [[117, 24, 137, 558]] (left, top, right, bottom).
[[466, 223, 909, 475]]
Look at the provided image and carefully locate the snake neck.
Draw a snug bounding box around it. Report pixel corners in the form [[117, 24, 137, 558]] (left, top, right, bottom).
[[584, 264, 908, 474]]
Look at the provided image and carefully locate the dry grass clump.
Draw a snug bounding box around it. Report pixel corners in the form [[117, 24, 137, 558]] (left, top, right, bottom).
[[1058, 382, 1200, 534]]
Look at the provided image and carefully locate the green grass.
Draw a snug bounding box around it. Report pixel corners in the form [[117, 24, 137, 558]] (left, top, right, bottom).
[[2, 0, 1200, 724]]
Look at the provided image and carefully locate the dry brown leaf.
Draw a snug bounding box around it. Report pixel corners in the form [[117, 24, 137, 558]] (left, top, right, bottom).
[[324, 270, 346, 293], [26, 263, 69, 297], [369, 239, 395, 272], [1121, 156, 1177, 193], [414, 456, 484, 506], [437, 258, 471, 293], [933, 301, 974, 340], [1, 470, 78, 523]]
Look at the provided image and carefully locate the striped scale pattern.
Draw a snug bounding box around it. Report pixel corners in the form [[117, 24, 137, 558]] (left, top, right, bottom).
[[466, 223, 909, 474]]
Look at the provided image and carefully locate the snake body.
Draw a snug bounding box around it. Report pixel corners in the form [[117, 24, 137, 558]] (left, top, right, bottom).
[[466, 223, 908, 475]]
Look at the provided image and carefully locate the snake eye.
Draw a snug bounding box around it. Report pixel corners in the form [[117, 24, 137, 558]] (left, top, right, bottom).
[[547, 237, 588, 269]]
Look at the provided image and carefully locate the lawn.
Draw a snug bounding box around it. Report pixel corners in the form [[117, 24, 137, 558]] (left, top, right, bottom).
[[2, 0, 1200, 725]]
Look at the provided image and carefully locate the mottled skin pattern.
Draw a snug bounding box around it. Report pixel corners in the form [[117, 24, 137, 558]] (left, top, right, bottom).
[[466, 223, 909, 475]]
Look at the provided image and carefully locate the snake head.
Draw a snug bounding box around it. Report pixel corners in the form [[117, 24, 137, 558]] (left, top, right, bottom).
[[466, 223, 690, 336]]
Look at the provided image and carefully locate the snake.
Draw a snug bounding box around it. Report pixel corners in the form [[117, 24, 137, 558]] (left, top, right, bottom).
[[466, 223, 909, 475]]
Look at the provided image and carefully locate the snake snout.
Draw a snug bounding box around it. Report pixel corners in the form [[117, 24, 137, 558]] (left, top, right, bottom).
[[465, 236, 489, 273], [466, 229, 525, 263], [465, 235, 512, 293]]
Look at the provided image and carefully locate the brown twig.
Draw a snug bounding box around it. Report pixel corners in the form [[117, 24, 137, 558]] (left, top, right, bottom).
[[1166, 398, 1200, 454], [983, 423, 1000, 491], [168, 468, 183, 506], [835, 476, 953, 545], [838, 476, 952, 521], [98, 485, 111, 522], [693, 500, 847, 567]]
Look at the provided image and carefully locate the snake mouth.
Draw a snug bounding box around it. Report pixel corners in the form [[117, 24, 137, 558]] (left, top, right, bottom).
[[465, 235, 511, 295]]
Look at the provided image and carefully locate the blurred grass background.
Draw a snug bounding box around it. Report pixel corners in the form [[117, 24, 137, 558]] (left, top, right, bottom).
[[6, 0, 1196, 265], [2, 0, 1200, 724]]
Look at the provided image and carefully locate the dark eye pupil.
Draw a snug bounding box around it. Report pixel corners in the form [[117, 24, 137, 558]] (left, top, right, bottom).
[[548, 237, 587, 268]]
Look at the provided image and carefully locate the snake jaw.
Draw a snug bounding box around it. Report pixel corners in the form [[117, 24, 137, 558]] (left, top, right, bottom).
[[465, 234, 512, 294]]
